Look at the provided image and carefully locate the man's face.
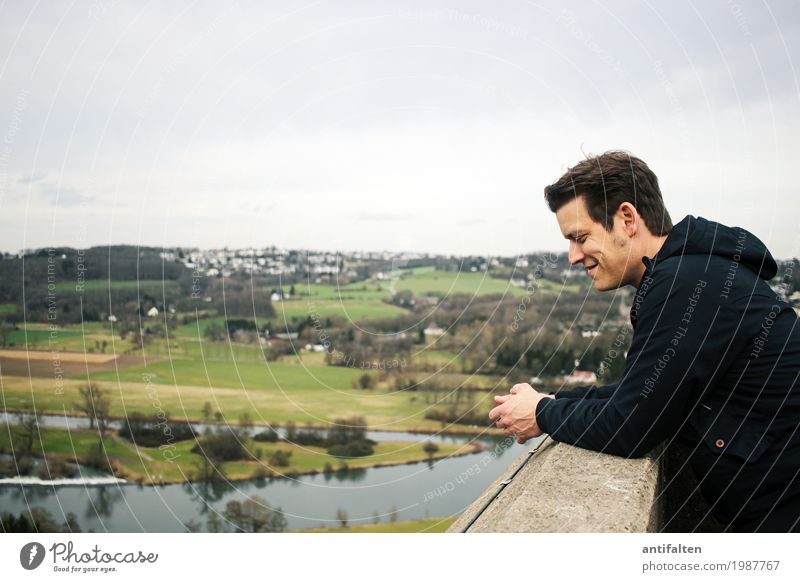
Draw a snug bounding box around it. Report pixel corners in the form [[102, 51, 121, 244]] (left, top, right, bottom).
[[555, 196, 637, 291]]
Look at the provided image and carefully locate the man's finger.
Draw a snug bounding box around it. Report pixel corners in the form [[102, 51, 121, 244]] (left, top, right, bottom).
[[488, 406, 503, 421], [510, 384, 519, 395], [494, 394, 511, 403]]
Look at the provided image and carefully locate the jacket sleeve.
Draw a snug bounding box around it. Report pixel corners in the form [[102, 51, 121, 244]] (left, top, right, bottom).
[[536, 272, 737, 458], [555, 384, 618, 400]]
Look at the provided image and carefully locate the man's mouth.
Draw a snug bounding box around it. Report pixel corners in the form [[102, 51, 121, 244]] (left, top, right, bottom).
[[585, 263, 598, 276]]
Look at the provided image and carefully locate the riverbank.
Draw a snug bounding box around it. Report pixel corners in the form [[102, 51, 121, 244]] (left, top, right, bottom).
[[0, 425, 485, 486]]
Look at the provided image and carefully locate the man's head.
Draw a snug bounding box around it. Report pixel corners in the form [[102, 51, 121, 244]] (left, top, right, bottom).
[[544, 151, 672, 290]]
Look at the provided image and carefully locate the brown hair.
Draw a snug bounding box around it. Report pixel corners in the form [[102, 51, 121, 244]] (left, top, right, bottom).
[[544, 151, 673, 236]]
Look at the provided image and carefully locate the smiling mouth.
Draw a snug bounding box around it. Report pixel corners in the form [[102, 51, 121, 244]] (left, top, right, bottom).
[[585, 264, 598, 275]]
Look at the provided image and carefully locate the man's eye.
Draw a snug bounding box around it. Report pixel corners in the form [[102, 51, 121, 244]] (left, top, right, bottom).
[[577, 237, 587, 244]]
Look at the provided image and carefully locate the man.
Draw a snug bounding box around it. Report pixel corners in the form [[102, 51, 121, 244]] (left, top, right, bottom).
[[489, 151, 800, 532]]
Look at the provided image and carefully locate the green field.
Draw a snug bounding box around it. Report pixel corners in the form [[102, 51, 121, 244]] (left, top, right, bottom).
[[5, 327, 84, 348], [391, 267, 525, 297], [86, 358, 364, 392], [290, 268, 577, 303], [297, 517, 456, 533], [276, 298, 406, 322], [294, 281, 391, 301], [0, 303, 17, 315], [53, 279, 180, 292]]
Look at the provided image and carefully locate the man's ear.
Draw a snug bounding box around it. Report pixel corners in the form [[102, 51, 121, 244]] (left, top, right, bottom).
[[616, 202, 638, 237]]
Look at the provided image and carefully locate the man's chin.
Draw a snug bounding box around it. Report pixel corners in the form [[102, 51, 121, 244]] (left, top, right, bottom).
[[590, 275, 612, 291]]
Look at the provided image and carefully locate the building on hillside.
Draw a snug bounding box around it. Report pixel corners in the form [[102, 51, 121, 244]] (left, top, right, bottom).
[[423, 325, 445, 337], [564, 370, 597, 384], [581, 327, 600, 338]]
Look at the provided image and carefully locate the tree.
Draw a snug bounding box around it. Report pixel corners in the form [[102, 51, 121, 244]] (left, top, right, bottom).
[[74, 383, 111, 432], [14, 406, 39, 461], [354, 373, 375, 390], [268, 450, 292, 467], [238, 412, 253, 439], [201, 402, 213, 422], [203, 322, 226, 342], [423, 441, 439, 461]]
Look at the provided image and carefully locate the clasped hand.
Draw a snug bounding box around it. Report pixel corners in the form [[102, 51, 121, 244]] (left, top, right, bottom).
[[488, 383, 553, 444]]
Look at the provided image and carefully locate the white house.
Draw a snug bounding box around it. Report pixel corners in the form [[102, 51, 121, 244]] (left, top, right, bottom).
[[423, 326, 445, 337], [146, 306, 159, 318], [564, 370, 597, 384]]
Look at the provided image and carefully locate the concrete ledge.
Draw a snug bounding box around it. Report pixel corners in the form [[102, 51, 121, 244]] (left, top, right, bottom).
[[449, 438, 662, 533]]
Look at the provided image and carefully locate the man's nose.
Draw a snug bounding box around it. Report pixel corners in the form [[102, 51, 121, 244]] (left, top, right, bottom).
[[568, 241, 585, 265]]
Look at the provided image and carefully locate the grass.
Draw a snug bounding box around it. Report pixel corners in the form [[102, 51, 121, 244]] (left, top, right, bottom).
[[296, 517, 457, 533], [0, 304, 17, 315], [85, 358, 365, 392], [0, 372, 502, 432], [53, 279, 180, 292], [391, 266, 579, 297], [293, 281, 391, 301], [276, 298, 406, 322], [0, 425, 475, 485], [172, 317, 229, 338], [141, 338, 267, 362], [5, 327, 83, 348]]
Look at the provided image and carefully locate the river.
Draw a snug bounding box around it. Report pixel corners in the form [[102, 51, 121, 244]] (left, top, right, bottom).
[[0, 413, 542, 531]]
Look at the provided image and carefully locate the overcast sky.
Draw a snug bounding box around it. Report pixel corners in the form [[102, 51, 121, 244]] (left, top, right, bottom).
[[1, 0, 798, 258]]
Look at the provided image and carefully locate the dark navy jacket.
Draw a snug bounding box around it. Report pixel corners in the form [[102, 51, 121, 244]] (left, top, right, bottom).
[[536, 215, 800, 527]]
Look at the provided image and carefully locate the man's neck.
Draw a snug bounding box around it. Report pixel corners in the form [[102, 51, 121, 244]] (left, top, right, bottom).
[[632, 234, 669, 289], [645, 234, 669, 262]]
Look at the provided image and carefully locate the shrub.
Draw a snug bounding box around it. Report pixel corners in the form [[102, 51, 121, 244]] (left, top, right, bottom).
[[253, 427, 280, 443], [268, 450, 292, 467], [327, 439, 374, 458], [119, 412, 195, 448], [191, 429, 248, 462]]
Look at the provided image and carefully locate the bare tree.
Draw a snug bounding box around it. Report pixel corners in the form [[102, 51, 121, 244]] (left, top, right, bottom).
[[238, 412, 253, 440], [201, 402, 213, 423], [14, 406, 40, 460], [74, 383, 111, 432]]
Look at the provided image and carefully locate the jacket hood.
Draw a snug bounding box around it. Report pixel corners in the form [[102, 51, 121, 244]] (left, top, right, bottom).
[[649, 215, 778, 280]]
